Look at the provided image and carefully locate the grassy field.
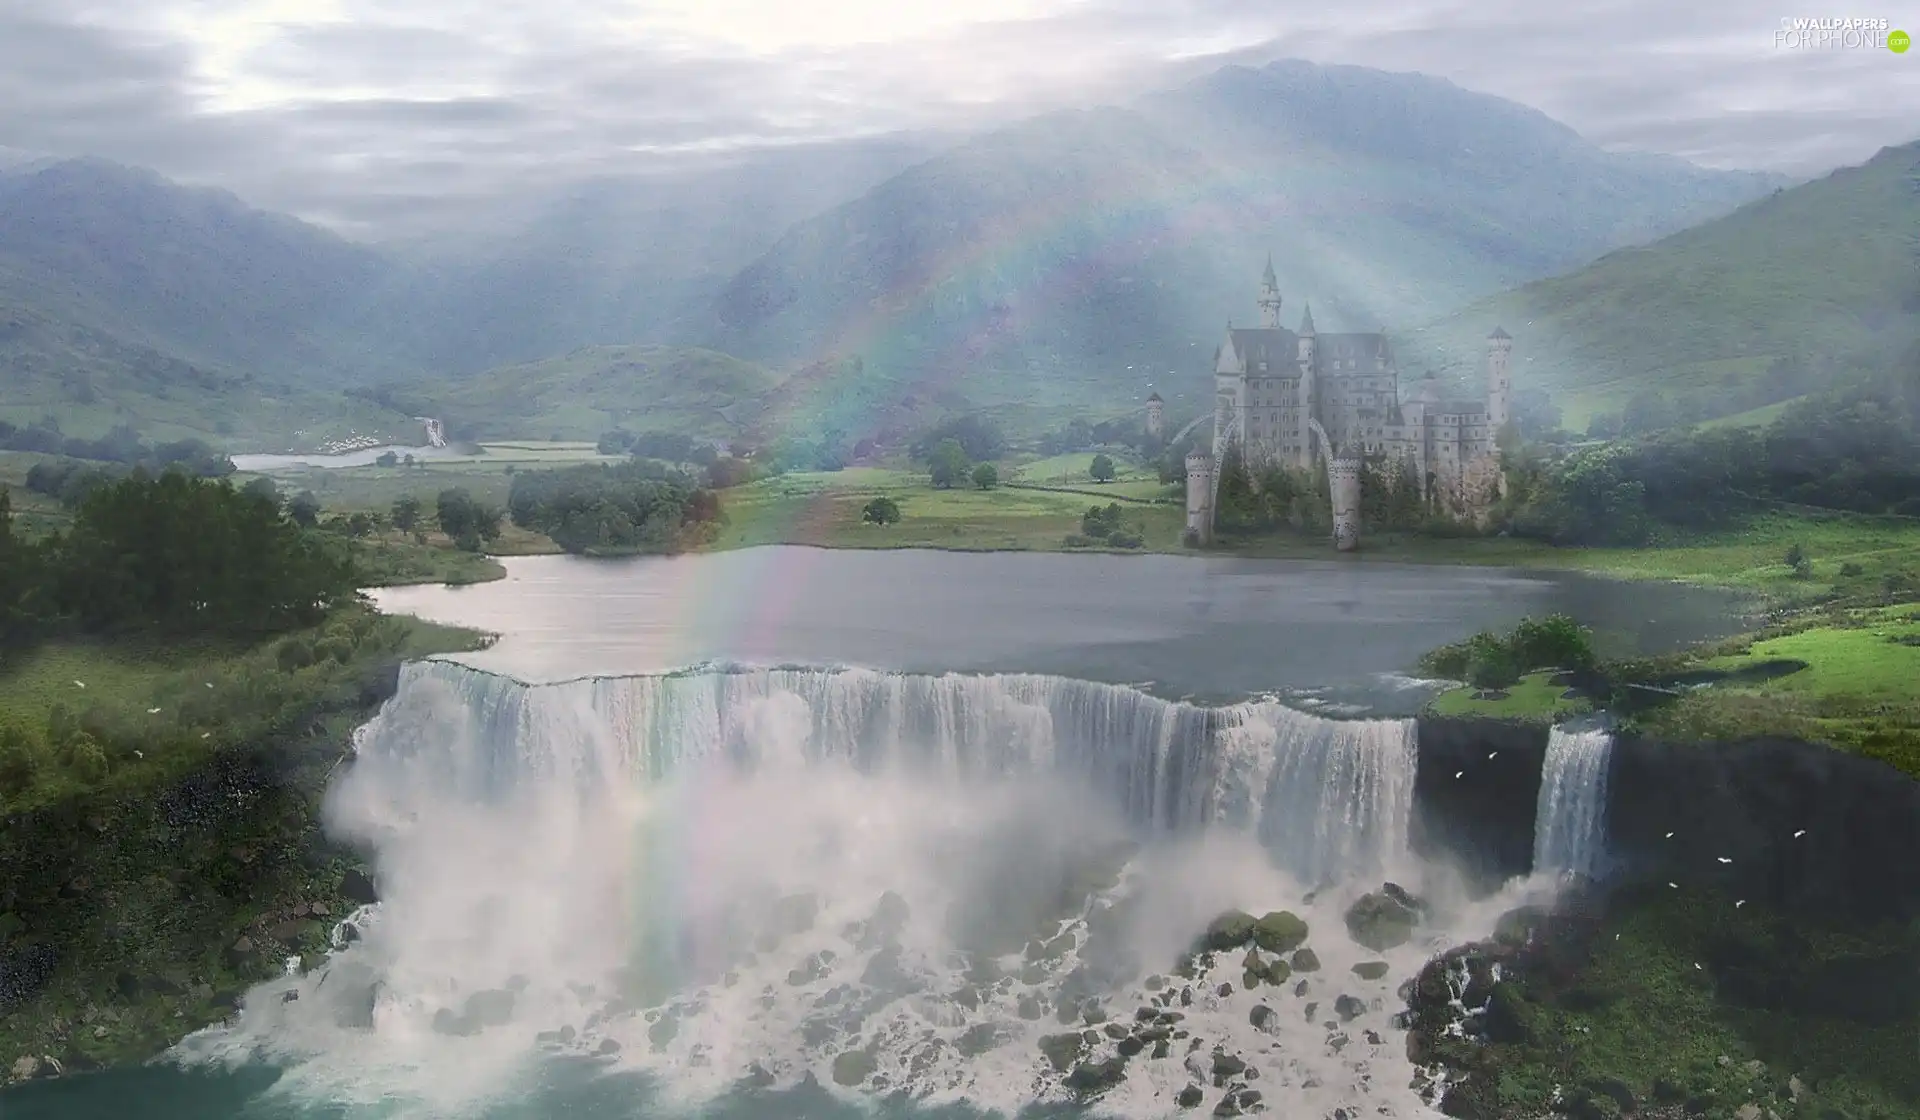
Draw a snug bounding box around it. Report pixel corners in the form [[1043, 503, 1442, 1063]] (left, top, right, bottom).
[[713, 467, 1185, 552], [1424, 671, 1593, 721]]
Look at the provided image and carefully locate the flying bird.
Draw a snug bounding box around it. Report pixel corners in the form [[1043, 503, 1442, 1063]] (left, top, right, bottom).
[[1454, 771, 1464, 779], [1735, 900, 1746, 908], [1487, 752, 1498, 760], [73, 681, 85, 689], [1668, 882, 1679, 889], [1716, 857, 1732, 864], [148, 707, 162, 714], [1793, 830, 1806, 838], [1665, 831, 1675, 838], [201, 732, 211, 739]]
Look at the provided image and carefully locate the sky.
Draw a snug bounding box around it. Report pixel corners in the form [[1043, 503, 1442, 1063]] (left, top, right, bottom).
[[2, 0, 1916, 238]]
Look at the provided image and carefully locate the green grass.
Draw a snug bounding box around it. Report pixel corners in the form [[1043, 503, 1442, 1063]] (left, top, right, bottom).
[[712, 466, 1185, 552], [1425, 672, 1592, 721], [1697, 396, 1806, 431], [1408, 139, 1920, 425], [1706, 611, 1920, 703]]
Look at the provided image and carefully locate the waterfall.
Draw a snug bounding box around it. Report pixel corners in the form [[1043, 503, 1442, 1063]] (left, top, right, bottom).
[[1531, 727, 1614, 880], [182, 660, 1438, 1118], [344, 661, 1419, 885]]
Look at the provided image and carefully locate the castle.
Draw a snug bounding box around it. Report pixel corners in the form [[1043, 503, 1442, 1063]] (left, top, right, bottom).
[[1184, 258, 1514, 549]]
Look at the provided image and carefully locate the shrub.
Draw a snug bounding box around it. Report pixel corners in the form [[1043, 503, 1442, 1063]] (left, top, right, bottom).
[[277, 638, 315, 672], [1840, 562, 1865, 577], [0, 725, 42, 797], [60, 732, 109, 781], [1108, 531, 1144, 549]]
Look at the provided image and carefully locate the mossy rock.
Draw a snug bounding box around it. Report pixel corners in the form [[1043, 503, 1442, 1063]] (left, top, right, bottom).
[[1039, 1031, 1088, 1072], [1289, 948, 1319, 973], [1199, 910, 1258, 951], [1344, 891, 1419, 952], [1251, 911, 1309, 954]]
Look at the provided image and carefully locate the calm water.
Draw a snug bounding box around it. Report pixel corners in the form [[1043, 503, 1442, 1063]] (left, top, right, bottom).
[[369, 547, 1746, 705], [5, 549, 1745, 1120]]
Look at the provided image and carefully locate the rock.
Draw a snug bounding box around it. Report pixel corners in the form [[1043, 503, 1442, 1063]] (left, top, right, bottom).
[[1216, 982, 1232, 997], [1492, 906, 1548, 946], [1117, 1036, 1145, 1057], [1211, 1051, 1246, 1083], [1181, 985, 1193, 1006], [1734, 1105, 1764, 1120], [647, 1015, 678, 1049], [1199, 911, 1258, 951], [1177, 1084, 1205, 1108], [1333, 994, 1367, 1022], [1065, 1056, 1128, 1099], [1152, 1039, 1171, 1059], [1352, 961, 1390, 980], [338, 868, 379, 905], [1290, 948, 1320, 972], [1249, 1004, 1276, 1032], [1039, 1032, 1087, 1072], [1590, 1077, 1637, 1113], [1251, 911, 1309, 954], [11, 1055, 43, 1082], [1017, 994, 1045, 1020], [769, 893, 819, 938], [831, 1049, 876, 1086], [231, 936, 254, 954], [1344, 890, 1420, 952]]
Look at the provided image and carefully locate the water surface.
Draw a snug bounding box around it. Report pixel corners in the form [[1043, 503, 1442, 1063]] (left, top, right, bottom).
[[371, 546, 1746, 703]]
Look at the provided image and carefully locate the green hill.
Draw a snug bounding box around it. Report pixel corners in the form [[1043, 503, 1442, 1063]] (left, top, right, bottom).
[[1410, 139, 1920, 427], [401, 345, 789, 442]]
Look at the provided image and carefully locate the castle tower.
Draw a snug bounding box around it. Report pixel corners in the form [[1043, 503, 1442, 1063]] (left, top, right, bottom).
[[1328, 455, 1362, 552], [1295, 303, 1317, 470], [1486, 326, 1513, 435], [1146, 392, 1165, 440], [1185, 448, 1216, 545], [1258, 255, 1282, 329]]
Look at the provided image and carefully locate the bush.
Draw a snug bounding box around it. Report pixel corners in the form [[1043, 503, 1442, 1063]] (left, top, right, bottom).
[[1108, 531, 1144, 549], [1840, 562, 1865, 577], [276, 638, 314, 672], [1063, 535, 1093, 548], [0, 725, 41, 796], [60, 732, 109, 782], [861, 497, 901, 526], [1466, 647, 1522, 690]]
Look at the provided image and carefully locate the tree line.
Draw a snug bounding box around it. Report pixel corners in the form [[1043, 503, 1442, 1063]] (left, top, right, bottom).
[[506, 460, 722, 554], [0, 471, 355, 650]]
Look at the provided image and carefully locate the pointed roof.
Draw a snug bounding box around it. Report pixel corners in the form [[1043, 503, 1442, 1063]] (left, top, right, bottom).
[[1261, 254, 1277, 288], [1298, 302, 1316, 336], [1147, 392, 1163, 403], [1487, 325, 1512, 340]]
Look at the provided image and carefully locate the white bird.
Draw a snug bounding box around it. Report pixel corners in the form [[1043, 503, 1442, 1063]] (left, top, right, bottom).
[[1668, 882, 1679, 889], [206, 682, 215, 689], [148, 707, 161, 714], [1793, 830, 1806, 838], [1716, 857, 1732, 864], [1693, 963, 1702, 971], [134, 750, 143, 759], [1665, 831, 1675, 838], [73, 680, 85, 689], [201, 732, 211, 739], [1487, 752, 1498, 760], [1454, 771, 1464, 779], [1735, 900, 1746, 908]]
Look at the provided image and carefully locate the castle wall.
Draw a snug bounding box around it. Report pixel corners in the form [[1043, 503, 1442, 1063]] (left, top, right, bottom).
[[1329, 457, 1362, 551]]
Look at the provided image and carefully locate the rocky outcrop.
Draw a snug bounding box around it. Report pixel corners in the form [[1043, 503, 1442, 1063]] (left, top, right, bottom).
[[1410, 717, 1548, 892], [1606, 733, 1920, 923]]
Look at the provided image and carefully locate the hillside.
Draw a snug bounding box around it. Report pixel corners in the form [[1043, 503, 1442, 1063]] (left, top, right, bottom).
[[0, 158, 413, 384], [400, 345, 789, 442], [1410, 139, 1920, 426], [699, 60, 1786, 415]]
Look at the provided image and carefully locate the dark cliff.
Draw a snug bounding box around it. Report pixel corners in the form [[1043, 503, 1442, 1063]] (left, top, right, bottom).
[[1607, 732, 1920, 923], [1410, 717, 1550, 892]]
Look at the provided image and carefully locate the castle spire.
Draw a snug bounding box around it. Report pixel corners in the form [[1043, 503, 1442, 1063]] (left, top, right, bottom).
[[1298, 302, 1316, 336], [1262, 254, 1277, 289], [1257, 256, 1282, 328]]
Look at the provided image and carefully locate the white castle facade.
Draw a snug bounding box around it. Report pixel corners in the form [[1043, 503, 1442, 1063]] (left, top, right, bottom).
[[1185, 259, 1514, 549]]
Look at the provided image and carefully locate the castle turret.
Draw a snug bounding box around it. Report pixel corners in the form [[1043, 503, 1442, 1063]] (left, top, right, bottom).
[[1486, 326, 1513, 435], [1328, 455, 1362, 552], [1184, 448, 1216, 546], [1258, 256, 1282, 329], [1295, 303, 1317, 470], [1146, 392, 1164, 440]]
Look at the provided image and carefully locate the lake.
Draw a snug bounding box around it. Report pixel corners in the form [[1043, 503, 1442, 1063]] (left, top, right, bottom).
[[369, 546, 1746, 707]]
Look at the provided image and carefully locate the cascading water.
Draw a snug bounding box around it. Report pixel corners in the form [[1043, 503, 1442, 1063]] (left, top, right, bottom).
[[1531, 727, 1614, 881], [173, 660, 1503, 1120]]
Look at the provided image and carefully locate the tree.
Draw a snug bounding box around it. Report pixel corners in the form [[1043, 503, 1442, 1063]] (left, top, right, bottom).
[[1784, 543, 1811, 578], [862, 497, 902, 526], [391, 494, 422, 535], [436, 488, 502, 551], [928, 439, 969, 489], [0, 488, 45, 647], [242, 477, 281, 506], [375, 450, 399, 468], [288, 490, 322, 528], [1090, 454, 1116, 483], [972, 463, 998, 490]]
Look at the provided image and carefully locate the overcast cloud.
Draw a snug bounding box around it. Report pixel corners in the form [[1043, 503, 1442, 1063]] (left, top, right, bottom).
[[1, 0, 1914, 238]]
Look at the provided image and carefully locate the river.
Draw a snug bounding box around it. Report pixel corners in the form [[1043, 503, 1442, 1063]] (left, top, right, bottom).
[[3, 549, 1743, 1120]]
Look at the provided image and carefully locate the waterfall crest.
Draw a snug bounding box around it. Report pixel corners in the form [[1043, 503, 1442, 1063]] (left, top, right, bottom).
[[342, 660, 1418, 885], [1531, 727, 1614, 880]]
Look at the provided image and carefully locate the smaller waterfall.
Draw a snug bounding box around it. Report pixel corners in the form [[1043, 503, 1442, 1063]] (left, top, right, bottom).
[[1531, 727, 1614, 880]]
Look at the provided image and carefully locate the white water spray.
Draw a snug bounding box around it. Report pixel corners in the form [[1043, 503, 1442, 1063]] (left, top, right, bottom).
[[1531, 727, 1614, 881], [175, 661, 1524, 1119]]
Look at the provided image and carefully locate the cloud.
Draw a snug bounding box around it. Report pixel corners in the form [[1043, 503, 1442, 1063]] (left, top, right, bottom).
[[0, 0, 1913, 238]]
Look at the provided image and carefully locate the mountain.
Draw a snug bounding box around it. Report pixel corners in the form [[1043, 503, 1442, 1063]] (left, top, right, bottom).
[[0, 157, 412, 384], [698, 60, 1788, 414], [391, 137, 948, 374], [1409, 139, 1920, 427]]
